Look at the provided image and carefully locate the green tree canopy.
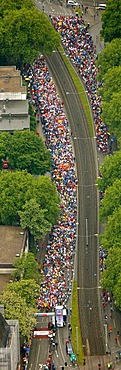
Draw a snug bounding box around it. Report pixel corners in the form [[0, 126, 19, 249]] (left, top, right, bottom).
[[101, 206, 121, 250], [0, 290, 36, 340], [97, 38, 121, 80], [99, 66, 121, 102], [114, 273, 121, 310], [0, 0, 35, 17], [101, 246, 121, 293], [19, 199, 51, 240], [101, 93, 121, 139], [3, 279, 40, 308], [101, 0, 121, 42], [0, 171, 60, 226], [0, 131, 52, 175], [98, 151, 121, 192], [99, 179, 121, 222], [12, 252, 40, 282], [0, 8, 60, 67]]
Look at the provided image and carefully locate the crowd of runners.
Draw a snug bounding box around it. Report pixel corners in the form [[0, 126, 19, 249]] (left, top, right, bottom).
[[22, 14, 110, 311], [23, 54, 77, 310], [52, 15, 108, 153]]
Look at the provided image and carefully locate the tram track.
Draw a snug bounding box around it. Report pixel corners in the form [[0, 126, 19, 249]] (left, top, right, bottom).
[[46, 50, 106, 363]]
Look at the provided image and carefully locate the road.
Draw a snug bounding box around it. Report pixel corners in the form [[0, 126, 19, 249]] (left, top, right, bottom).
[[27, 2, 120, 370], [46, 49, 105, 358]]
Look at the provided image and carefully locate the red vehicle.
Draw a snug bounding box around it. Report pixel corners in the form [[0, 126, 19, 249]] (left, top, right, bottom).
[[2, 160, 9, 169]]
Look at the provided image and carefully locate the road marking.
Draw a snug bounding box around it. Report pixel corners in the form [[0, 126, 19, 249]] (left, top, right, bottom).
[[113, 318, 116, 328], [58, 329, 65, 363], [55, 350, 58, 358], [86, 338, 90, 356], [35, 341, 41, 370]]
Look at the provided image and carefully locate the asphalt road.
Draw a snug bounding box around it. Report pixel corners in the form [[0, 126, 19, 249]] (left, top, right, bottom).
[[27, 2, 119, 370], [46, 49, 105, 357]]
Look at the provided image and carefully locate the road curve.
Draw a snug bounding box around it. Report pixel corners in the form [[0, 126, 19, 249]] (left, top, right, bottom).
[[46, 50, 105, 358]]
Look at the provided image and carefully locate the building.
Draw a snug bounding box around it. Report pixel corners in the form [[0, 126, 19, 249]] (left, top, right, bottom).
[[0, 226, 29, 293], [0, 66, 30, 132], [0, 306, 20, 370]]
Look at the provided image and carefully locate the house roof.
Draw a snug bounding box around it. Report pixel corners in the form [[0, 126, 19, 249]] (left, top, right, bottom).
[[0, 66, 26, 93], [0, 226, 25, 264]]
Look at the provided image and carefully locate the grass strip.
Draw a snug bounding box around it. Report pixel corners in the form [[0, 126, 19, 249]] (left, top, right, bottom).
[[71, 281, 84, 364], [58, 44, 93, 137]]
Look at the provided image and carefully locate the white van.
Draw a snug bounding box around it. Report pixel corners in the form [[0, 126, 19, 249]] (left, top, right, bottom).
[[67, 0, 79, 6], [98, 3, 106, 10]]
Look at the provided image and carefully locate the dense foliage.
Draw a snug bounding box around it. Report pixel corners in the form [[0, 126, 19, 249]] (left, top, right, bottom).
[[98, 153, 121, 309], [101, 0, 121, 42], [98, 151, 121, 192], [98, 0, 121, 306], [0, 1, 60, 67], [0, 252, 41, 340], [0, 171, 60, 237], [0, 131, 51, 175], [0, 290, 36, 340], [0, 0, 35, 17], [97, 38, 121, 81], [12, 252, 40, 283], [99, 178, 121, 222]]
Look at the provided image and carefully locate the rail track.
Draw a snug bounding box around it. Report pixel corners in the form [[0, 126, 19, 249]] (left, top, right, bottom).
[[46, 50, 107, 367]]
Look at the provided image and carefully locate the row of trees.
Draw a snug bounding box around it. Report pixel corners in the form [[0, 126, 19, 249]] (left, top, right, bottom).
[[98, 1, 121, 309], [0, 0, 60, 67], [98, 152, 121, 309], [0, 253, 41, 340], [97, 0, 121, 144]]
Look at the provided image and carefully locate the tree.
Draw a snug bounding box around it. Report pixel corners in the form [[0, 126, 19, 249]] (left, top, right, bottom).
[[0, 171, 33, 224], [101, 93, 121, 139], [0, 290, 36, 340], [101, 246, 121, 293], [3, 279, 40, 308], [0, 131, 52, 175], [0, 8, 60, 67], [0, 171, 60, 226], [98, 151, 121, 192], [101, 0, 121, 42], [99, 66, 121, 102], [114, 273, 121, 310], [97, 39, 121, 80], [101, 206, 121, 249], [12, 252, 40, 282], [19, 199, 51, 240], [30, 175, 60, 225], [99, 179, 121, 222], [0, 0, 35, 17]]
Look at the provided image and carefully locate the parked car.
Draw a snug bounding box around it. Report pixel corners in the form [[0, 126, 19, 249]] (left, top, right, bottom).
[[98, 3, 106, 10], [70, 353, 76, 363], [67, 0, 79, 6], [66, 341, 73, 355], [2, 160, 9, 169]]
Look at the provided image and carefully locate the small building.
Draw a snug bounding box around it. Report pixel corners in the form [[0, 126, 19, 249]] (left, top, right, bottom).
[[0, 306, 20, 370], [0, 66, 30, 132], [0, 226, 29, 293]]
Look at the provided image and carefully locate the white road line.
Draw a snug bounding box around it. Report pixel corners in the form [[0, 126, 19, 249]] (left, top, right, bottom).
[[58, 330, 65, 363], [35, 340, 41, 370], [113, 318, 116, 329], [55, 349, 58, 358]]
